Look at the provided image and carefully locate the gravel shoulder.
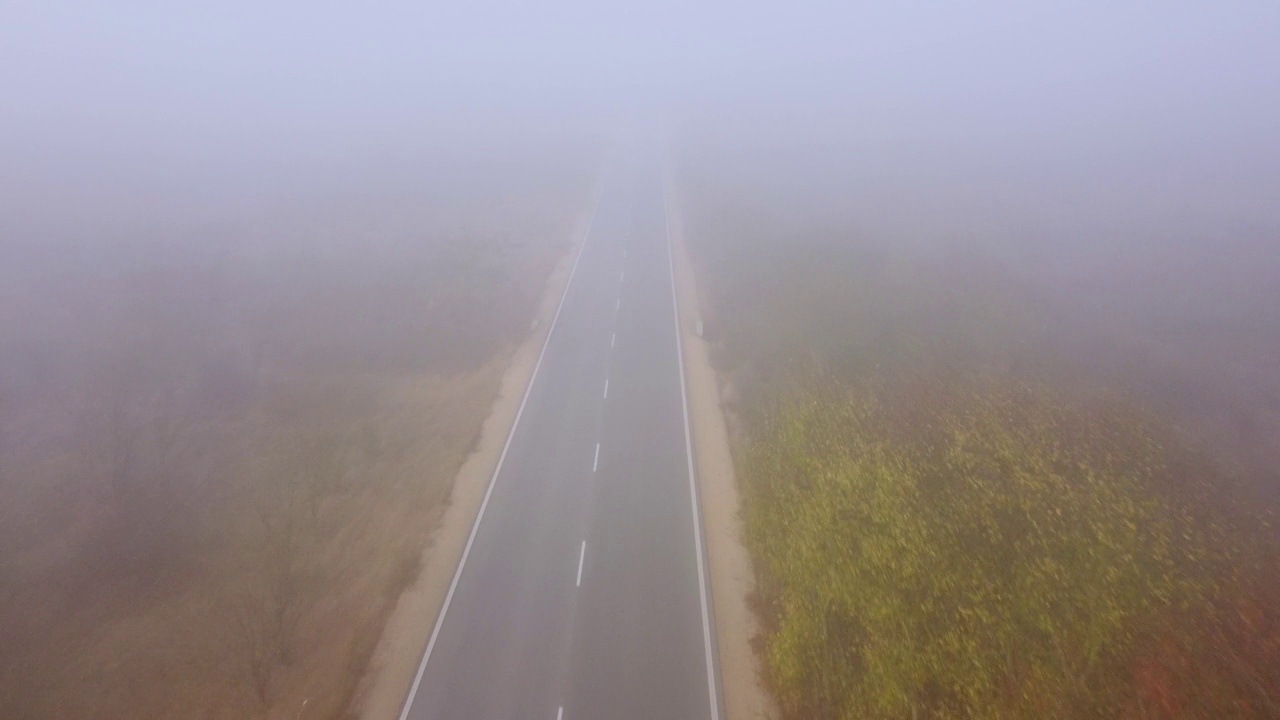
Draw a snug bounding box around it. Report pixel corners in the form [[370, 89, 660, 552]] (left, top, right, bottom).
[[667, 178, 779, 720]]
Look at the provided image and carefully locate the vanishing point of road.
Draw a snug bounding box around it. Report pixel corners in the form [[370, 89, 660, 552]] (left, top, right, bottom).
[[398, 154, 723, 720]]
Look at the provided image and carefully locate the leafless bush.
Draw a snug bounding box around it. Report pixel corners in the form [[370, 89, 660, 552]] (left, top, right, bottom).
[[228, 505, 308, 705]]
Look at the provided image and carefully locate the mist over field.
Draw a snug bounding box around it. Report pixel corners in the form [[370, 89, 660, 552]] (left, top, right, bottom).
[[2, 1, 1278, 718], [668, 2, 1280, 499]]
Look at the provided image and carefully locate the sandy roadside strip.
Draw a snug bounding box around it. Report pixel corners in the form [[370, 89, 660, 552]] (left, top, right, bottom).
[[353, 194, 597, 720], [667, 177, 779, 720]]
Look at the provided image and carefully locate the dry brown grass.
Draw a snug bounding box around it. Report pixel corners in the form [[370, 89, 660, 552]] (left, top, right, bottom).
[[2, 364, 507, 719], [0, 160, 593, 719]]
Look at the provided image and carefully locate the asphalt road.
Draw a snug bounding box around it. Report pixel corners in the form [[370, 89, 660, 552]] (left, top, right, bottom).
[[399, 155, 722, 720]]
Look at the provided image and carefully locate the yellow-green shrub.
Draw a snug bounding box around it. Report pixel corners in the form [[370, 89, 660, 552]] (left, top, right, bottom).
[[743, 378, 1220, 719]]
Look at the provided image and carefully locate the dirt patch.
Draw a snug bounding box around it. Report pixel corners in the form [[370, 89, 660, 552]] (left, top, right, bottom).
[[666, 178, 778, 720], [352, 196, 597, 720]]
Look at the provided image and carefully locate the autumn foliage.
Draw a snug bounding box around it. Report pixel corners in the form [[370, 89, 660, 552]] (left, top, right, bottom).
[[742, 376, 1278, 718], [680, 163, 1280, 719]]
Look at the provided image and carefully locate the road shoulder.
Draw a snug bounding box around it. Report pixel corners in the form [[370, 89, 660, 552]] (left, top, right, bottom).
[[668, 179, 779, 720]]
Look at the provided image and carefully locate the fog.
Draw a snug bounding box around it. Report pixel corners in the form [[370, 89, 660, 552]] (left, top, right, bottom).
[[3, 1, 1279, 717], [5, 1, 1276, 249]]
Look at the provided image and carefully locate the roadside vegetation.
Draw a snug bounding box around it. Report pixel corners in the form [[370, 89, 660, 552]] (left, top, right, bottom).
[[0, 158, 593, 719], [678, 150, 1280, 719]]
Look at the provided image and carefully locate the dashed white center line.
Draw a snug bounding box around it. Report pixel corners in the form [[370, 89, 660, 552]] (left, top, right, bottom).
[[576, 541, 586, 587], [615, 298, 620, 311], [557, 707, 564, 720], [611, 332, 616, 348], [620, 270, 625, 283], [603, 377, 609, 399], [593, 443, 600, 472]]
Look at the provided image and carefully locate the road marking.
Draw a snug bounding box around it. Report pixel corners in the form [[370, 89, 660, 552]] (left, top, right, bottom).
[[576, 541, 586, 587], [611, 332, 616, 348], [615, 298, 620, 311], [663, 173, 723, 720], [396, 175, 605, 720], [593, 442, 600, 472], [603, 377, 609, 399], [623, 248, 627, 260], [557, 707, 564, 720], [620, 270, 625, 283]]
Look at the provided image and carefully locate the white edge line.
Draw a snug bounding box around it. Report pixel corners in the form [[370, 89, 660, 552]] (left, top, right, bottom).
[[397, 176, 604, 720], [593, 442, 600, 472], [576, 540, 586, 587], [663, 169, 723, 720]]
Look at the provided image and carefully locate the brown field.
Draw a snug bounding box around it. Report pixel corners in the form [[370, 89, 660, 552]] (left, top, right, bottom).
[[0, 159, 594, 719]]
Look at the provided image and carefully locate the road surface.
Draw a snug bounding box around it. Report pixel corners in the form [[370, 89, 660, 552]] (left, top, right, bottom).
[[399, 154, 722, 720]]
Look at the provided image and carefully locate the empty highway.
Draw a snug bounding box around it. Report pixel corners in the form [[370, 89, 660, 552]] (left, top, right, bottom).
[[399, 155, 722, 720]]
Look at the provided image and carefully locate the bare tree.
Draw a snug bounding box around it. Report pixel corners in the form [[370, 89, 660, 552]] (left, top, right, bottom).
[[75, 372, 207, 579], [228, 430, 344, 707]]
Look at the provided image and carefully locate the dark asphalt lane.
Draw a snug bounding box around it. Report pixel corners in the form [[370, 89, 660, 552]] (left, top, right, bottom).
[[400, 155, 720, 720]]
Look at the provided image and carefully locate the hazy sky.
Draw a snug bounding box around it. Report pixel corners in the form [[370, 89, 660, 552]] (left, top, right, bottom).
[[2, 1, 1277, 214]]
